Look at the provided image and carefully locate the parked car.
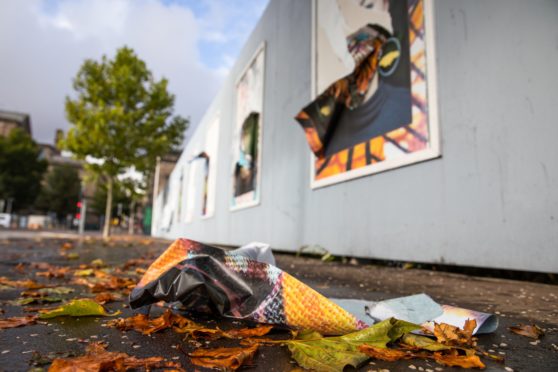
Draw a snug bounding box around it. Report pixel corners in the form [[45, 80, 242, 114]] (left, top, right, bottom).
[[0, 213, 10, 228]]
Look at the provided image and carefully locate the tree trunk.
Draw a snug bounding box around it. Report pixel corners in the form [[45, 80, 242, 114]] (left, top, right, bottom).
[[128, 200, 135, 235], [102, 178, 113, 239]]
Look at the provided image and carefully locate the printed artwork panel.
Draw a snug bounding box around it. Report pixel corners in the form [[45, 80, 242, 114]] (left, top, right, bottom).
[[231, 46, 265, 208], [298, 0, 438, 187]]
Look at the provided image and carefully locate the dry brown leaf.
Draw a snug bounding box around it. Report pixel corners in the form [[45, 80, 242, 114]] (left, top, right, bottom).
[[48, 341, 184, 372], [108, 311, 179, 336], [433, 350, 485, 369], [72, 272, 135, 293], [0, 276, 49, 289], [189, 344, 258, 371], [225, 324, 274, 338], [108, 313, 152, 333], [60, 242, 73, 250], [94, 292, 118, 304], [358, 344, 414, 362], [509, 324, 544, 339], [175, 324, 223, 340], [359, 342, 486, 369], [91, 276, 135, 293], [30, 262, 55, 270], [464, 319, 476, 334], [14, 263, 26, 273], [109, 310, 222, 340], [434, 319, 477, 347], [0, 315, 37, 329], [122, 258, 149, 270], [36, 266, 71, 279]]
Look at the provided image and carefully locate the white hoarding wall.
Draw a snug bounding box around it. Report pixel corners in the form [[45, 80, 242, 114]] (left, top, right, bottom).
[[152, 0, 558, 273]]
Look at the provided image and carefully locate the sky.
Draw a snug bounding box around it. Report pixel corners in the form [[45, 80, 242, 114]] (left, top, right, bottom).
[[0, 0, 269, 144]]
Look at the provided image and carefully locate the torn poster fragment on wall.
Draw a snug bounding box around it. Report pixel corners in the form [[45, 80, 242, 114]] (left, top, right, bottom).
[[296, 0, 439, 188]]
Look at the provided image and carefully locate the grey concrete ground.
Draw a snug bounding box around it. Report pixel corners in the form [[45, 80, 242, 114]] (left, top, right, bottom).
[[0, 232, 556, 371]]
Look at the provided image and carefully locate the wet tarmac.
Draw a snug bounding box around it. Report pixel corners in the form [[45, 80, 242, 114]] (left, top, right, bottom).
[[0, 234, 556, 371]]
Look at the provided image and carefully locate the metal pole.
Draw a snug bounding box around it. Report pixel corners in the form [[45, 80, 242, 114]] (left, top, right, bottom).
[[78, 199, 87, 235], [6, 198, 13, 214], [151, 156, 161, 236]]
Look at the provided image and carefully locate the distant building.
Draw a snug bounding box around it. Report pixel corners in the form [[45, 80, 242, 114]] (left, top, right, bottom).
[[0, 110, 31, 137]]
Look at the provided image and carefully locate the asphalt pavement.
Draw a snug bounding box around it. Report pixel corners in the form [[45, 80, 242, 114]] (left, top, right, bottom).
[[0, 232, 556, 371]]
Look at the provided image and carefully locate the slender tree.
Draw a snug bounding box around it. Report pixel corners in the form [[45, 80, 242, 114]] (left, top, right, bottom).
[[0, 128, 47, 212], [61, 46, 187, 238]]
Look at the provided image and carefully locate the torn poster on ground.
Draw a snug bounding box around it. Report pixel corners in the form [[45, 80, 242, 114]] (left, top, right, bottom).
[[129, 239, 497, 336]]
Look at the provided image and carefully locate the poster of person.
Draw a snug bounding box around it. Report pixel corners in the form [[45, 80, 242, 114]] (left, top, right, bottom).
[[231, 45, 265, 209], [297, 0, 439, 188]]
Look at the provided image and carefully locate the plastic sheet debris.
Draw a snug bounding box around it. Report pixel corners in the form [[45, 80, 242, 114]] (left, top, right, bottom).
[[332, 294, 498, 335], [130, 239, 366, 335], [130, 239, 498, 335], [231, 241, 275, 266]]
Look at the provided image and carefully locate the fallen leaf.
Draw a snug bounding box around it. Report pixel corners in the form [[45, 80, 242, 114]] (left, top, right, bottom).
[[48, 341, 183, 371], [401, 333, 450, 351], [30, 262, 55, 270], [432, 350, 485, 369], [225, 325, 274, 338], [358, 344, 413, 362], [189, 344, 258, 371], [61, 242, 73, 250], [108, 313, 151, 333], [434, 319, 477, 347], [509, 324, 544, 339], [360, 335, 486, 369], [94, 292, 118, 304], [91, 275, 135, 293], [30, 351, 76, 367], [122, 258, 149, 270], [108, 310, 220, 339], [239, 337, 278, 346], [293, 329, 322, 341], [14, 263, 26, 273], [36, 266, 71, 279], [90, 259, 105, 268], [38, 299, 120, 319], [0, 277, 49, 289], [65, 252, 80, 260], [0, 315, 37, 329], [22, 287, 74, 297], [74, 269, 94, 277], [11, 296, 63, 306], [286, 318, 420, 372], [72, 271, 135, 294]]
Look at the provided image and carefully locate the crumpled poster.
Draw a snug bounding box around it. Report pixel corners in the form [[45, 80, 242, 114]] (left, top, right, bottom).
[[129, 239, 366, 335], [130, 239, 498, 336]]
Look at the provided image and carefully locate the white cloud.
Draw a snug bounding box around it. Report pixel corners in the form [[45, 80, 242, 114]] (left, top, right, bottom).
[[0, 0, 242, 144]]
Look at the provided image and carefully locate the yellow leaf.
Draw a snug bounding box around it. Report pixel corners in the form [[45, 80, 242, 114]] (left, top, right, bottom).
[[38, 299, 120, 319]]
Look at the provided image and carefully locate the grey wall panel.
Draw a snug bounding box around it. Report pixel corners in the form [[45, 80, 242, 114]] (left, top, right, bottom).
[[156, 0, 558, 273], [161, 0, 312, 251], [301, 0, 558, 272]]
